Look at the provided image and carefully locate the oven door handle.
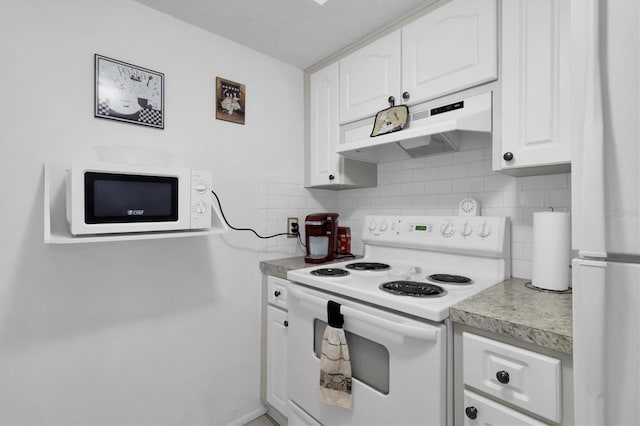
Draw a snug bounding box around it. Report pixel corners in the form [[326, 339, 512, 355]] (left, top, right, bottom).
[[289, 287, 438, 341]]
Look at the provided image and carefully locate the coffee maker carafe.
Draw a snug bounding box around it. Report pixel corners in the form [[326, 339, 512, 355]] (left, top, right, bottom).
[[304, 213, 339, 264]]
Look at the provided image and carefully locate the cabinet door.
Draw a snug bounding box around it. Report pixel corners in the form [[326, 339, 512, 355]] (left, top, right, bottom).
[[339, 30, 401, 124], [402, 0, 497, 105], [309, 63, 341, 186], [266, 306, 288, 416], [499, 0, 571, 171], [463, 390, 548, 426]]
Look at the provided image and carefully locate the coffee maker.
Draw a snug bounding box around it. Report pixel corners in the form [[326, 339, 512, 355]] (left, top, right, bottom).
[[304, 213, 339, 264]]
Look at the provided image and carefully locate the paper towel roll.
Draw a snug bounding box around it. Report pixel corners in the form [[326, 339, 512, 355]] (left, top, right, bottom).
[[532, 211, 571, 291]]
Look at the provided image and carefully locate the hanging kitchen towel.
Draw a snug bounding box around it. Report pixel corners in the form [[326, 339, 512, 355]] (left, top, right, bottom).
[[319, 301, 352, 409]]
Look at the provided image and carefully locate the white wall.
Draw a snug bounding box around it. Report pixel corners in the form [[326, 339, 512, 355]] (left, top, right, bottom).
[[0, 1, 303, 424]]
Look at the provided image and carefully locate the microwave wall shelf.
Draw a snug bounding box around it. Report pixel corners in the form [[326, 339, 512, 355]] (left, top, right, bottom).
[[43, 163, 228, 244]]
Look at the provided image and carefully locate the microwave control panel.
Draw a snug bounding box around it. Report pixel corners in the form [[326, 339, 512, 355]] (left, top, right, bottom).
[[191, 170, 212, 229]]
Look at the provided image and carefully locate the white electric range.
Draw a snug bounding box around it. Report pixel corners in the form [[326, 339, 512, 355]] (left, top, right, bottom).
[[285, 215, 510, 426]]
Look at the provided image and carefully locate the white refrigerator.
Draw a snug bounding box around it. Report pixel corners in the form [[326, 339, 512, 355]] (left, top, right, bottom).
[[571, 0, 640, 424]]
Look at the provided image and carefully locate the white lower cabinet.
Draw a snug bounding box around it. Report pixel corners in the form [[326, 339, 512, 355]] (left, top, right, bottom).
[[264, 276, 290, 420], [463, 390, 547, 425], [455, 328, 573, 425], [266, 305, 288, 416]]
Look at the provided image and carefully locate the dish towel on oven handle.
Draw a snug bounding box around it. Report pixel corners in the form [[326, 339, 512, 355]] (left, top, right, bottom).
[[319, 300, 352, 409]]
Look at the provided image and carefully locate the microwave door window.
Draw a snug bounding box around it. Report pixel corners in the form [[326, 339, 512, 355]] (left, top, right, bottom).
[[84, 172, 179, 224]]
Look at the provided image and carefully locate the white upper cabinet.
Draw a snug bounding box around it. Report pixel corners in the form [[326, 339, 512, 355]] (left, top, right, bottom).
[[309, 62, 377, 188], [496, 0, 572, 176], [339, 31, 401, 124], [402, 0, 497, 105], [338, 0, 497, 125], [309, 62, 341, 185]]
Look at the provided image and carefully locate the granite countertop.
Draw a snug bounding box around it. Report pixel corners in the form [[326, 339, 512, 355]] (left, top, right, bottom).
[[261, 258, 573, 354], [450, 278, 573, 354], [259, 256, 360, 280]]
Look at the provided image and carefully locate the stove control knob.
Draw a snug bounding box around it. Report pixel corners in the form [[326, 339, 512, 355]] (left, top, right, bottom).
[[461, 222, 473, 238], [440, 221, 455, 238], [477, 222, 491, 238], [368, 220, 377, 232], [379, 220, 388, 232]]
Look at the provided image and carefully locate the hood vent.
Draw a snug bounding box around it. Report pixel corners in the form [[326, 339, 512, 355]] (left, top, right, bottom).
[[336, 92, 491, 164]]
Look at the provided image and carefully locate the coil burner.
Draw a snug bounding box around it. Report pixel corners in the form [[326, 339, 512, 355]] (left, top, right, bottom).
[[428, 274, 472, 285], [310, 268, 350, 277], [379, 281, 446, 297], [345, 262, 391, 271]]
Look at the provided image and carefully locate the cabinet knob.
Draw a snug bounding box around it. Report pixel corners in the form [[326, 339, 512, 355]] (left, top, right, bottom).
[[503, 152, 514, 161], [465, 406, 478, 420], [496, 370, 510, 384], [274, 290, 281, 297], [388, 96, 395, 106], [284, 320, 289, 327], [328, 174, 335, 181], [402, 91, 410, 100]]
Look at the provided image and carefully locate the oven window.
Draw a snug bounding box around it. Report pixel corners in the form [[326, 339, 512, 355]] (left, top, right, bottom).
[[85, 172, 179, 224], [314, 319, 390, 395]]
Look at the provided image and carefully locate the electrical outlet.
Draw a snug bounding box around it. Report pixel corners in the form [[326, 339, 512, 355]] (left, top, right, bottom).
[[287, 217, 299, 238]]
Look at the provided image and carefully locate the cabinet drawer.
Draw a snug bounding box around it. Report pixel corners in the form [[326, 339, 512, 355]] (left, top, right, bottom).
[[462, 332, 561, 422], [267, 275, 290, 309], [463, 390, 547, 425]]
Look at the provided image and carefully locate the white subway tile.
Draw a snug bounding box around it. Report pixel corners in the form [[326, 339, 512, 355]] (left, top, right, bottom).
[[512, 242, 524, 259], [438, 163, 468, 179], [543, 189, 572, 208], [484, 174, 520, 191], [424, 153, 453, 166], [512, 259, 532, 279], [522, 173, 569, 190], [481, 207, 521, 223], [438, 193, 464, 208], [452, 177, 484, 193], [425, 208, 456, 216], [267, 195, 289, 209], [470, 191, 503, 208], [424, 179, 453, 194], [467, 160, 493, 177], [401, 181, 425, 196], [379, 183, 404, 197], [289, 197, 308, 208], [413, 195, 439, 208], [453, 149, 486, 163], [512, 224, 533, 243], [390, 169, 414, 183], [413, 167, 439, 181]]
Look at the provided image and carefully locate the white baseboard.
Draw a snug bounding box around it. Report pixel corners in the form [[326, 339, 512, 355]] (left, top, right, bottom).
[[226, 406, 268, 426]]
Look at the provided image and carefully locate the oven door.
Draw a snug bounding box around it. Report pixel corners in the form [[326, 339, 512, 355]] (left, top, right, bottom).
[[287, 285, 447, 426]]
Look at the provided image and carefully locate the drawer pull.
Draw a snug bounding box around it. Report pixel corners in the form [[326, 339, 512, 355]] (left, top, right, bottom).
[[496, 370, 510, 384], [284, 320, 289, 327], [465, 406, 478, 420], [274, 290, 281, 297]]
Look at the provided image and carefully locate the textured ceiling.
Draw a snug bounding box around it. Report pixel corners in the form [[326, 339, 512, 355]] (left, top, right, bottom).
[[134, 0, 432, 69]]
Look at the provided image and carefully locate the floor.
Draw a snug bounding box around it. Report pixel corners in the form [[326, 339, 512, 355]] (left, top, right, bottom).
[[244, 414, 279, 426]]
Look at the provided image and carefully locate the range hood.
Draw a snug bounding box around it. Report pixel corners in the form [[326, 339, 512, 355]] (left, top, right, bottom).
[[336, 92, 492, 164]]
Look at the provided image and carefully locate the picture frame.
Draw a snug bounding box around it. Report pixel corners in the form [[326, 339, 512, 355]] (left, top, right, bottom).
[[216, 77, 245, 125], [370, 105, 409, 137], [95, 54, 164, 129]]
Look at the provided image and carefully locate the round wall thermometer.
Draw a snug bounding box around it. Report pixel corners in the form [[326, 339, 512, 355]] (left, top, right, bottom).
[[459, 198, 479, 216]]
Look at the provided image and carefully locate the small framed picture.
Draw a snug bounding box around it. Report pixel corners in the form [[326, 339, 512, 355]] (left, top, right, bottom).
[[370, 105, 409, 137], [216, 77, 245, 125], [95, 54, 164, 129]]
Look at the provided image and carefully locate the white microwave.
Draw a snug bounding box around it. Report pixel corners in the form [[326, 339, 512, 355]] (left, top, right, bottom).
[[66, 162, 212, 235]]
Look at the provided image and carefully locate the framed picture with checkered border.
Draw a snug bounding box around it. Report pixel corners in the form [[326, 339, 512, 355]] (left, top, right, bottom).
[[94, 54, 164, 129]]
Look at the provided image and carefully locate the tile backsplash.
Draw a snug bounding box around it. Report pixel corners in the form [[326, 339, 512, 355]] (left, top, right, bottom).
[[260, 136, 571, 279]]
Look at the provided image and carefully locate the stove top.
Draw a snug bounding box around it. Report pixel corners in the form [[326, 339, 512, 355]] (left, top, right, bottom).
[[287, 215, 510, 322]]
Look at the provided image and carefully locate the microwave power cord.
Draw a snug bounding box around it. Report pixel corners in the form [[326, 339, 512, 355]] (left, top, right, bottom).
[[211, 190, 299, 239]]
